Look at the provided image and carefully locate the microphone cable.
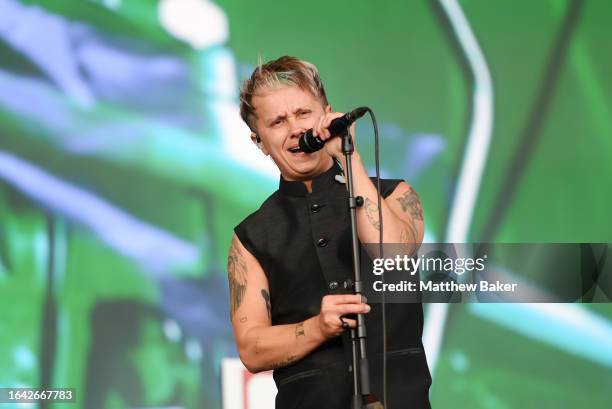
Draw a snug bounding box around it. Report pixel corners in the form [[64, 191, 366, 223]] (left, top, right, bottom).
[[366, 107, 388, 409]]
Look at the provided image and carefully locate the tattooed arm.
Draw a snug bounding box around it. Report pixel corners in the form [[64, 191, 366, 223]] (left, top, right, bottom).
[[228, 234, 370, 373], [312, 112, 424, 250], [334, 152, 424, 250], [387, 183, 425, 249]]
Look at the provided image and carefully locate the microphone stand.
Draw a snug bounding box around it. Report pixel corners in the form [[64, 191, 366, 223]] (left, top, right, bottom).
[[342, 128, 384, 409]]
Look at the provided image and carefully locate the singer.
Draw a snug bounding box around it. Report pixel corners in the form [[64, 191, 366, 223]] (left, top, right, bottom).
[[228, 56, 431, 409]]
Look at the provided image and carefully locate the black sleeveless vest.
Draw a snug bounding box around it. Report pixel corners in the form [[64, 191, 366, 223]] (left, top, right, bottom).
[[235, 164, 431, 409]]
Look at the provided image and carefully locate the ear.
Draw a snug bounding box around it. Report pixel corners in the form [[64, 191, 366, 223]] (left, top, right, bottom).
[[325, 105, 332, 113], [250, 132, 269, 155]]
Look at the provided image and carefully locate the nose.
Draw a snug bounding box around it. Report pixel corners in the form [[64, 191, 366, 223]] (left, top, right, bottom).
[[288, 117, 304, 138]]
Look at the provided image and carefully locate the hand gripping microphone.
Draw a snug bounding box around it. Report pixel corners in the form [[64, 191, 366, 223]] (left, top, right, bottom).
[[298, 107, 368, 153]]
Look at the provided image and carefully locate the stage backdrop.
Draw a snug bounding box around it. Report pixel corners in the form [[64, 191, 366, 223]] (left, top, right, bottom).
[[0, 0, 610, 408]]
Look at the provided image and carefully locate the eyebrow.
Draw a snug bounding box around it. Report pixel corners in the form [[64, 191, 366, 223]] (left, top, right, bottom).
[[267, 107, 312, 125]]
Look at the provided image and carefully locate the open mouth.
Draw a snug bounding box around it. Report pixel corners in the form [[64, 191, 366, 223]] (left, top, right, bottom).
[[287, 146, 303, 153]]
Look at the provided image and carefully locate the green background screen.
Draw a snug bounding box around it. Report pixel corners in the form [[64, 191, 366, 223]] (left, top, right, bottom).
[[0, 0, 610, 408]]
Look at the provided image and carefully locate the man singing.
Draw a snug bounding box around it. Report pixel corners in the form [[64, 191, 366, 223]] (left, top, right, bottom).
[[228, 56, 431, 408]]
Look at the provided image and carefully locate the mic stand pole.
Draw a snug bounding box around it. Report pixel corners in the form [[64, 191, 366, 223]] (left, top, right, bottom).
[[342, 128, 384, 409]]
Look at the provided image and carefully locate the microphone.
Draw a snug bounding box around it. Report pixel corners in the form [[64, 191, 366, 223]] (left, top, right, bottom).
[[298, 107, 368, 153]]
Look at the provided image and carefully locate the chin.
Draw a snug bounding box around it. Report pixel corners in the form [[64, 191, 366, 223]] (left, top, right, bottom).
[[278, 162, 316, 180], [286, 168, 317, 181], [277, 154, 331, 180]]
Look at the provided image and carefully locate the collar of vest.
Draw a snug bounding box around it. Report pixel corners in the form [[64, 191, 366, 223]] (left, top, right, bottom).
[[278, 162, 343, 197]]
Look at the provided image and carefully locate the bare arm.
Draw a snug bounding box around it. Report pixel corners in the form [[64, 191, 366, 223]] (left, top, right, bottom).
[[314, 112, 425, 250], [228, 234, 370, 373], [348, 154, 425, 251]]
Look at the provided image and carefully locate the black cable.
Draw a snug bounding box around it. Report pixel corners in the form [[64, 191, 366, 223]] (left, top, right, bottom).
[[365, 107, 387, 409]]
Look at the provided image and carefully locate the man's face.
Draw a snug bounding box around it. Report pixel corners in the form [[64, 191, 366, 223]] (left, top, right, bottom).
[[252, 85, 333, 181]]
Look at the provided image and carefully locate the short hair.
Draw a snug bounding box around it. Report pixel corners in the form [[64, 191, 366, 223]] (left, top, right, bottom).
[[239, 56, 329, 131]]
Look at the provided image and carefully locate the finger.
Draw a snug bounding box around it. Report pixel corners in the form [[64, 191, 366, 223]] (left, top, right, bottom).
[[322, 112, 345, 138], [334, 303, 371, 316], [340, 318, 357, 329], [322, 114, 332, 139], [322, 112, 344, 129], [333, 317, 356, 336], [319, 115, 329, 139], [327, 294, 365, 305], [339, 316, 350, 330], [314, 114, 325, 138]]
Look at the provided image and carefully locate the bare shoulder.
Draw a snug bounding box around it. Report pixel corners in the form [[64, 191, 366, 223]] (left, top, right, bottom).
[[227, 234, 271, 330], [385, 182, 425, 246], [386, 181, 424, 222], [227, 235, 249, 317]]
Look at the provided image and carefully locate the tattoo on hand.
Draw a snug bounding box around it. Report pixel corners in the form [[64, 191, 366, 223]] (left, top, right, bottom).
[[396, 187, 424, 221], [228, 237, 248, 317], [295, 322, 305, 338], [364, 198, 381, 230], [261, 289, 272, 320]]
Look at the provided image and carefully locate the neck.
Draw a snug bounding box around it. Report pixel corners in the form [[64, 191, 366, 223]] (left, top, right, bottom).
[[303, 180, 313, 193], [283, 156, 335, 193]]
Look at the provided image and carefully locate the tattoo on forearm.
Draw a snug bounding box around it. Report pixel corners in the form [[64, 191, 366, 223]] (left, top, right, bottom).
[[261, 289, 271, 320], [396, 187, 424, 221], [364, 198, 381, 230], [295, 322, 305, 338], [227, 237, 248, 317], [270, 354, 298, 369]]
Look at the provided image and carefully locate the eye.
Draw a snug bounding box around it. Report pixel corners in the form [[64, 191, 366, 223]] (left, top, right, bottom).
[[298, 110, 311, 118], [270, 119, 283, 128]]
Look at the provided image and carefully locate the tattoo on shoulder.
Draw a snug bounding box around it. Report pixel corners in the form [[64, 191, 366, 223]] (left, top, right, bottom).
[[261, 289, 271, 320], [295, 322, 305, 338], [396, 186, 424, 221], [364, 198, 381, 230], [228, 237, 248, 317]]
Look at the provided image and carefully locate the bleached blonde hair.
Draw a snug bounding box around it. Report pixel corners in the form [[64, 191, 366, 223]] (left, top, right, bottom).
[[239, 56, 329, 131]]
